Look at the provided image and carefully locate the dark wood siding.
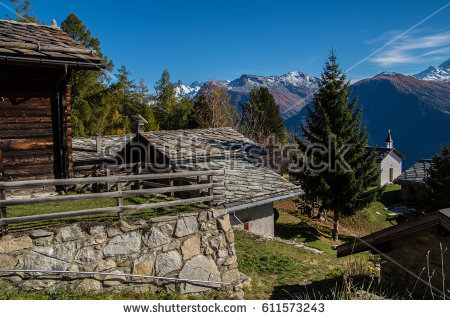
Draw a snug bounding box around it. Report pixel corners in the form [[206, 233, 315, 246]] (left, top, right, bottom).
[[0, 65, 72, 180]]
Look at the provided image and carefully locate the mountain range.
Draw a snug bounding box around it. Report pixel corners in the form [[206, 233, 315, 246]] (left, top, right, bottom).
[[176, 58, 450, 167]]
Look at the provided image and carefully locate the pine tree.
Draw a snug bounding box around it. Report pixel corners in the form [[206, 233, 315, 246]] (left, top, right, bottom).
[[421, 146, 450, 213], [152, 70, 194, 130], [292, 51, 381, 241], [239, 87, 287, 143], [8, 0, 39, 23], [193, 81, 237, 128]]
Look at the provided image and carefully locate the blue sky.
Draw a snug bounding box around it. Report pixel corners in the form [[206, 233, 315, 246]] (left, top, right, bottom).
[[2, 0, 450, 88]]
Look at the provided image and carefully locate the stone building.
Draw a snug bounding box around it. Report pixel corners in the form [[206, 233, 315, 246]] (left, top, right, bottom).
[[72, 127, 302, 238], [0, 19, 102, 181], [366, 130, 405, 186], [395, 159, 433, 202], [336, 208, 450, 299]]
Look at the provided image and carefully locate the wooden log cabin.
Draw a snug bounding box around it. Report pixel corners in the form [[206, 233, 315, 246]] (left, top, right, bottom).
[[0, 19, 102, 181]]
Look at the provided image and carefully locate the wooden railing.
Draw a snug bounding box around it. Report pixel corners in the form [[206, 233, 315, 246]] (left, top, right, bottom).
[[0, 169, 225, 234]]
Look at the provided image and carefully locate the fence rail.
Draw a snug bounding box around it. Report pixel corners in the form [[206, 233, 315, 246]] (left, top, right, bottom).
[[0, 169, 225, 234]]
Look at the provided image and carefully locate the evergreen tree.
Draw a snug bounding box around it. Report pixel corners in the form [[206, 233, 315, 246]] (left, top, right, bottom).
[[193, 81, 237, 128], [421, 146, 450, 213], [152, 70, 194, 130], [239, 87, 287, 143], [8, 0, 39, 23], [292, 51, 381, 241]]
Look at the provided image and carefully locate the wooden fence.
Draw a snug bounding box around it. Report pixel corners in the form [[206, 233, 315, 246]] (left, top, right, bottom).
[[0, 169, 225, 234]]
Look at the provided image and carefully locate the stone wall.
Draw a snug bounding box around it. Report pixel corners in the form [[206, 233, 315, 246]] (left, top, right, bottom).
[[0, 209, 246, 298], [380, 226, 449, 299]]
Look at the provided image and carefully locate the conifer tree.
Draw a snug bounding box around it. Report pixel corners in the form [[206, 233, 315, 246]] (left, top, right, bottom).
[[292, 51, 381, 241], [8, 0, 39, 23], [421, 146, 450, 213], [239, 87, 287, 143]]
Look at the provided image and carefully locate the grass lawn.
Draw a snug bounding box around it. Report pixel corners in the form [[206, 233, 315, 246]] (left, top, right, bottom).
[[235, 212, 379, 299]]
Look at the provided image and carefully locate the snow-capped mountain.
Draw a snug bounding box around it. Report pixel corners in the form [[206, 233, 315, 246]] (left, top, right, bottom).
[[413, 58, 450, 83], [176, 71, 319, 118]]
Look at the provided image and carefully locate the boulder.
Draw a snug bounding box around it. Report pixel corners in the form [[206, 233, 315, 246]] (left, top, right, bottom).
[[106, 228, 121, 238], [103, 232, 141, 257], [30, 229, 54, 239], [209, 234, 226, 250], [55, 225, 85, 242], [181, 236, 200, 261], [133, 254, 155, 276], [142, 227, 172, 248], [0, 236, 32, 254], [23, 251, 70, 271], [174, 216, 198, 237], [75, 247, 103, 264], [33, 241, 76, 263], [84, 232, 107, 246], [0, 254, 18, 269], [217, 214, 231, 232], [155, 251, 182, 276], [77, 278, 102, 292], [225, 232, 235, 243], [179, 255, 221, 293], [89, 226, 105, 235], [221, 269, 241, 284]]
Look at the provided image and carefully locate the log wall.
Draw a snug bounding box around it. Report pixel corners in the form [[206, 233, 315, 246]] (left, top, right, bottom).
[[0, 64, 72, 180]]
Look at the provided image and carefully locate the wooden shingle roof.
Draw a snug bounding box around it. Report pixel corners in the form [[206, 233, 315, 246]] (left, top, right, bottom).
[[0, 19, 102, 68]]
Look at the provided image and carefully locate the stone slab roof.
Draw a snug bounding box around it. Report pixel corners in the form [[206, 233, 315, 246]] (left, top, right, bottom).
[[138, 127, 301, 207], [72, 134, 135, 164], [395, 159, 432, 186], [365, 146, 405, 163], [0, 19, 102, 68]]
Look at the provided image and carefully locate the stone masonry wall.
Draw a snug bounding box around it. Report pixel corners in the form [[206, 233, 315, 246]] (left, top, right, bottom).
[[380, 226, 450, 299], [0, 209, 245, 298]]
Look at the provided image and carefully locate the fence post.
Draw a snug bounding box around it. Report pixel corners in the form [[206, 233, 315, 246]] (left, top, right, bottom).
[[169, 178, 174, 197], [105, 168, 111, 191], [0, 187, 8, 235], [197, 175, 202, 197], [207, 174, 214, 206], [117, 182, 124, 220], [134, 162, 142, 190]]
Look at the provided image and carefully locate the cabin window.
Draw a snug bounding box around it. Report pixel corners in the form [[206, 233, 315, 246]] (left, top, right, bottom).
[[244, 221, 250, 231]]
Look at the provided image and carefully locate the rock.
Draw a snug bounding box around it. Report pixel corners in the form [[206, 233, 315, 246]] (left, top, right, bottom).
[[118, 220, 138, 232], [179, 255, 221, 293], [84, 259, 116, 272], [218, 248, 229, 258], [212, 209, 227, 218], [84, 232, 107, 246], [75, 247, 103, 264], [198, 211, 208, 222], [0, 236, 32, 254], [33, 241, 76, 263], [142, 227, 172, 248], [217, 214, 231, 232], [33, 236, 53, 247], [23, 251, 70, 271], [181, 236, 200, 261], [221, 269, 241, 284], [0, 254, 18, 269], [102, 269, 126, 287], [103, 232, 141, 257], [160, 224, 174, 237], [90, 226, 105, 235], [77, 278, 102, 292], [31, 229, 54, 239], [174, 216, 198, 237], [209, 234, 226, 250], [240, 272, 252, 288], [107, 228, 121, 238], [162, 239, 181, 252], [133, 254, 155, 276], [225, 232, 235, 243], [155, 251, 182, 276], [55, 225, 85, 242], [224, 256, 237, 266]]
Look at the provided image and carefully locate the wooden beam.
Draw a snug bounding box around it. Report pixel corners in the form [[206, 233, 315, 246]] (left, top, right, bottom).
[[0, 169, 225, 188], [0, 194, 224, 226]]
